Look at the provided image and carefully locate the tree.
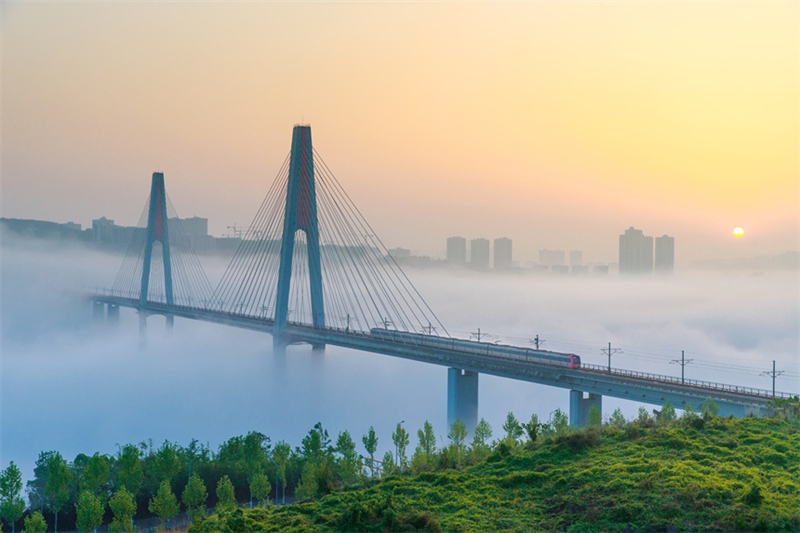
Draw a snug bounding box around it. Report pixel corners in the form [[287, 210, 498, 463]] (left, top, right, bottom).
[[181, 473, 208, 520], [471, 418, 493, 461], [551, 409, 570, 435], [0, 461, 25, 533], [108, 488, 136, 533], [335, 431, 359, 486], [148, 479, 178, 530], [683, 402, 697, 418], [523, 414, 540, 445], [22, 512, 47, 533], [587, 405, 603, 427], [361, 427, 378, 477], [411, 421, 437, 472], [502, 412, 523, 445], [448, 420, 468, 468], [294, 462, 319, 501], [114, 444, 143, 496], [215, 475, 236, 510], [249, 472, 271, 507], [45, 452, 71, 533], [608, 408, 626, 427], [381, 451, 396, 476], [75, 490, 104, 533], [661, 401, 677, 422], [272, 441, 291, 505], [80, 454, 110, 500], [152, 441, 182, 484], [391, 423, 410, 469], [637, 406, 651, 423], [701, 399, 720, 419]]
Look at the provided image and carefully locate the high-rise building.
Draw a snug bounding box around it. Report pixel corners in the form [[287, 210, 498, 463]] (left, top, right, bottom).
[[446, 236, 467, 264], [619, 227, 653, 274], [655, 235, 675, 273], [470, 238, 490, 269], [493, 237, 513, 269], [569, 250, 583, 266], [539, 249, 565, 266]]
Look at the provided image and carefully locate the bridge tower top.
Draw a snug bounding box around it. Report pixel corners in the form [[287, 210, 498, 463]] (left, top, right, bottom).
[[140, 172, 174, 309]]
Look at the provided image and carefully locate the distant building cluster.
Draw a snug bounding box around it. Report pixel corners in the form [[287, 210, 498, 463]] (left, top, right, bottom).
[[446, 236, 514, 270], [1, 216, 241, 255], [619, 227, 674, 274]]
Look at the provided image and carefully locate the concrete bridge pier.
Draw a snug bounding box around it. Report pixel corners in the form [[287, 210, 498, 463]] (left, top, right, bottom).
[[107, 304, 120, 324], [447, 368, 478, 436], [139, 313, 147, 348], [570, 390, 602, 428], [166, 315, 174, 332]]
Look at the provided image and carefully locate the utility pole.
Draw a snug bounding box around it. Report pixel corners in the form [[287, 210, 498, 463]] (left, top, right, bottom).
[[760, 360, 784, 398], [471, 328, 485, 342], [421, 322, 436, 335], [602, 342, 622, 373], [531, 335, 545, 350], [383, 317, 392, 329], [670, 350, 694, 384]]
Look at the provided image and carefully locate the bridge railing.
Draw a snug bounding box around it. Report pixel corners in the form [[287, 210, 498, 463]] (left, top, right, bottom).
[[580, 362, 794, 400]]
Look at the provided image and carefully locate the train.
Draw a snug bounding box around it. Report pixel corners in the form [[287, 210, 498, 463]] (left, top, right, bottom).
[[369, 328, 581, 369]]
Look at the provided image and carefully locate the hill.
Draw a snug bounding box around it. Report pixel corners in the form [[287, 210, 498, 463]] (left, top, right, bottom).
[[195, 415, 799, 532]]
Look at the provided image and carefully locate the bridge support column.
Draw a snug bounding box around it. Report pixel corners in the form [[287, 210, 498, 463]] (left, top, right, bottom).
[[569, 390, 602, 428], [447, 368, 478, 436], [139, 313, 147, 348], [166, 315, 174, 332], [107, 304, 120, 324], [93, 301, 105, 322]]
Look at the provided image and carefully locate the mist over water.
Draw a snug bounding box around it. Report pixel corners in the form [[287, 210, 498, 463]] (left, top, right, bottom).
[[2, 240, 798, 484]]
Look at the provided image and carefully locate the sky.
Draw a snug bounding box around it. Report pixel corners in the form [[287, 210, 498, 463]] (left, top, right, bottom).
[[2, 1, 798, 264]]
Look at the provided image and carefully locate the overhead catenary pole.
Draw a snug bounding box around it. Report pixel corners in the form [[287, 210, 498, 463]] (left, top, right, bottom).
[[602, 342, 622, 373], [760, 360, 784, 398], [670, 350, 694, 384]]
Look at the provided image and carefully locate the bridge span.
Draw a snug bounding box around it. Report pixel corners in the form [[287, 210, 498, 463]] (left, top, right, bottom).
[[88, 125, 790, 433], [90, 293, 784, 429]]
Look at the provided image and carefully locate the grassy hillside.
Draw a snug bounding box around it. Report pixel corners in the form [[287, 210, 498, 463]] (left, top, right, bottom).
[[195, 415, 799, 532]]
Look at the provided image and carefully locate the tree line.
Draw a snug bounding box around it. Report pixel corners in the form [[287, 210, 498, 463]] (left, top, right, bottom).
[[0, 397, 764, 533]]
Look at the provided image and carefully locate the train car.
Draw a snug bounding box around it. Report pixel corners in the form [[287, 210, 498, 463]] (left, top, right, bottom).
[[370, 328, 581, 369]]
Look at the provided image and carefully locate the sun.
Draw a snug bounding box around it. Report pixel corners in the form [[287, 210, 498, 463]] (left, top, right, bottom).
[[732, 227, 745, 238]]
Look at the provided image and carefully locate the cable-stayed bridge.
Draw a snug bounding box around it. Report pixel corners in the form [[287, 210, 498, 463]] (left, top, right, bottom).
[[88, 125, 790, 431]]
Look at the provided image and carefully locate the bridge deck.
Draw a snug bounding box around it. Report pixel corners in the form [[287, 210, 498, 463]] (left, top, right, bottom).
[[90, 294, 790, 415]]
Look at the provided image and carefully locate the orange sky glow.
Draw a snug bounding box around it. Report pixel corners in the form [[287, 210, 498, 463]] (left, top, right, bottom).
[[2, 2, 797, 264]]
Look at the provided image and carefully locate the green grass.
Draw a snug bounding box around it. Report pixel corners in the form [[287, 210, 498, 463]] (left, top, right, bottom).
[[194, 416, 800, 532]]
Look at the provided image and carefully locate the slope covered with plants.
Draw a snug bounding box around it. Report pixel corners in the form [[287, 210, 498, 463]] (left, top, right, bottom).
[[196, 412, 800, 532]]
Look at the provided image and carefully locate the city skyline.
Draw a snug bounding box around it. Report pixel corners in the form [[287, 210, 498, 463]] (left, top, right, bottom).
[[2, 2, 797, 264]]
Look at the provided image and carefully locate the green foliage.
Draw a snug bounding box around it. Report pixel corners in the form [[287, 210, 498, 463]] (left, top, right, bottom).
[[108, 487, 136, 533], [637, 406, 651, 422], [215, 475, 237, 510], [361, 427, 378, 477], [551, 408, 570, 435], [152, 440, 182, 484], [45, 452, 71, 532], [471, 418, 493, 461], [272, 440, 291, 504], [80, 453, 110, 500], [411, 421, 437, 472], [502, 412, 523, 445], [587, 405, 602, 427], [22, 511, 47, 533], [195, 416, 800, 533], [391, 423, 411, 468], [249, 472, 271, 506], [294, 462, 319, 501], [115, 444, 143, 496], [0, 461, 26, 531], [334, 431, 359, 486], [661, 401, 677, 423], [75, 490, 104, 533], [381, 451, 395, 476], [182, 473, 208, 520], [148, 479, 179, 529], [701, 398, 720, 419], [448, 419, 468, 465], [608, 408, 626, 427]]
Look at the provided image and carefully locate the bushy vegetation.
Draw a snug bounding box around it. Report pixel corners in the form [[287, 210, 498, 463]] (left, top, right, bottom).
[[2, 399, 798, 532], [195, 412, 799, 533]]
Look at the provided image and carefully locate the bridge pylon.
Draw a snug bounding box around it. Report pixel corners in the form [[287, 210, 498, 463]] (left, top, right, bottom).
[[139, 172, 175, 331], [274, 125, 325, 350]]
